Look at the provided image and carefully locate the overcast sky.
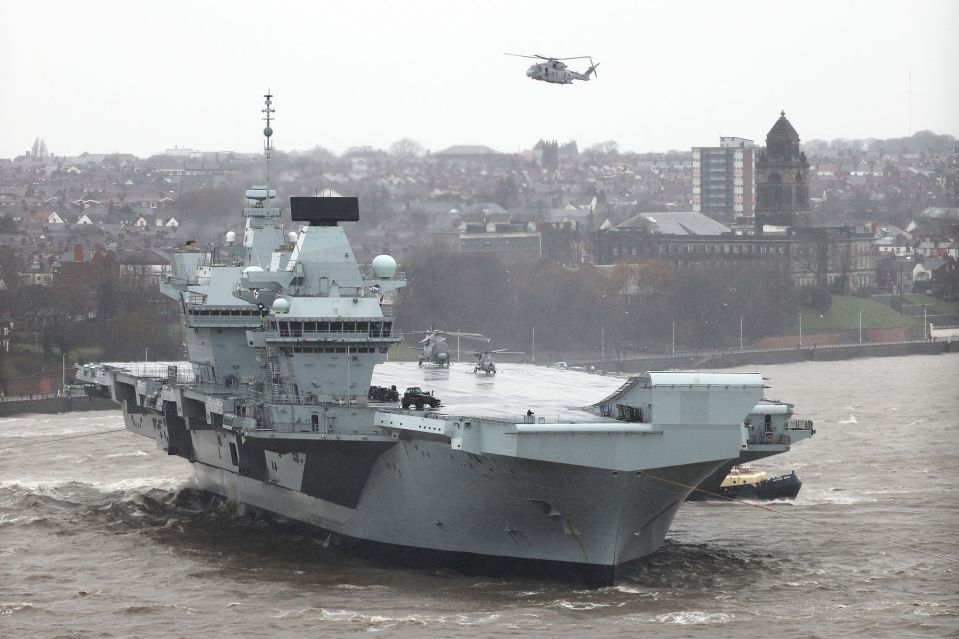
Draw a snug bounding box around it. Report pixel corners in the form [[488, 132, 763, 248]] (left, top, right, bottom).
[[2, 0, 957, 159]]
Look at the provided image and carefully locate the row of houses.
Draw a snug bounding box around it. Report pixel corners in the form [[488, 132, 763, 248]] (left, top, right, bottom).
[[35, 209, 179, 228]]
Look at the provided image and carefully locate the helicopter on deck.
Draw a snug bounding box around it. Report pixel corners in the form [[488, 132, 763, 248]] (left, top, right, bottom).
[[471, 348, 525, 375], [408, 329, 488, 367], [505, 53, 599, 84]]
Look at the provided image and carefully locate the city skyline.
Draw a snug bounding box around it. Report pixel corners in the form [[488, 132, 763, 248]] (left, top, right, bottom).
[[1, 0, 957, 159]]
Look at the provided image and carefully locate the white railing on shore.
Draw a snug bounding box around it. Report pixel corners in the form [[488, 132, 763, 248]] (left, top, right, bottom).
[[0, 390, 99, 403], [572, 338, 942, 369]]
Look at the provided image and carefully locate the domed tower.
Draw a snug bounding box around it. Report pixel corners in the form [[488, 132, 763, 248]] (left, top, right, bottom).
[[755, 111, 810, 233]]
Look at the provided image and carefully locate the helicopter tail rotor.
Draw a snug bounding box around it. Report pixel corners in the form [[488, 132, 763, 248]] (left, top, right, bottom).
[[585, 58, 599, 78]]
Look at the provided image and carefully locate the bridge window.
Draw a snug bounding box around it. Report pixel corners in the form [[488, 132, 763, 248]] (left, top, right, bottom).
[[342, 321, 356, 332], [369, 322, 381, 338], [304, 321, 316, 332], [317, 321, 329, 332], [330, 322, 342, 332]]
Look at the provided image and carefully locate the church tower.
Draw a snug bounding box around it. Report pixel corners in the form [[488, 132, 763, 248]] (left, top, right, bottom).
[[755, 111, 809, 233]]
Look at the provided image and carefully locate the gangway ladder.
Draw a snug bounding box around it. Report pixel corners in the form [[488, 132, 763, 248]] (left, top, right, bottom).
[[286, 355, 299, 402], [265, 346, 283, 401]]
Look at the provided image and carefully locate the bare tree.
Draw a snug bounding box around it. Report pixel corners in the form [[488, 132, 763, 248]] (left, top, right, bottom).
[[389, 139, 425, 158], [586, 140, 619, 156]]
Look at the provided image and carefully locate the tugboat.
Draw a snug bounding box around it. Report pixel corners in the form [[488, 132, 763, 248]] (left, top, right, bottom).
[[715, 465, 802, 500]]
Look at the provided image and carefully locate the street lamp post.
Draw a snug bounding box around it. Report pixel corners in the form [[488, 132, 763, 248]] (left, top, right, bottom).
[[531, 326, 536, 365], [145, 347, 149, 362], [671, 320, 675, 356], [899, 262, 904, 311]]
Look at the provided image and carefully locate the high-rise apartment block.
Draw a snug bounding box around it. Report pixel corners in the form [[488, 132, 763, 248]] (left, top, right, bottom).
[[692, 136, 754, 223]]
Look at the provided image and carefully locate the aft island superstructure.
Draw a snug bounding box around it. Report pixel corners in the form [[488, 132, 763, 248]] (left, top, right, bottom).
[[76, 96, 814, 583]]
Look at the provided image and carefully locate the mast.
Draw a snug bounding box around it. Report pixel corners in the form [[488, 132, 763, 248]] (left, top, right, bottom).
[[243, 93, 280, 267], [262, 91, 275, 205]]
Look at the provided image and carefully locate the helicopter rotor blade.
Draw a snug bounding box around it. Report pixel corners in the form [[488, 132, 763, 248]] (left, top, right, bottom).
[[444, 331, 489, 341], [505, 52, 544, 60], [554, 56, 592, 61], [588, 57, 599, 77]]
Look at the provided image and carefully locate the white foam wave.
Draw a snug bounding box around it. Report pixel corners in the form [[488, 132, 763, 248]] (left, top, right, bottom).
[[269, 607, 501, 628], [334, 583, 390, 592], [0, 513, 46, 527], [553, 600, 615, 610], [653, 611, 733, 625], [609, 585, 656, 595], [911, 601, 954, 617], [838, 414, 858, 424], [0, 602, 37, 616], [796, 490, 879, 505], [0, 426, 123, 438], [0, 476, 188, 494], [105, 450, 150, 459]]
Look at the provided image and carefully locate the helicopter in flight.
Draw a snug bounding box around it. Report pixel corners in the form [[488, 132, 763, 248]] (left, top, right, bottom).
[[505, 53, 599, 84], [471, 349, 525, 375], [408, 329, 488, 367]]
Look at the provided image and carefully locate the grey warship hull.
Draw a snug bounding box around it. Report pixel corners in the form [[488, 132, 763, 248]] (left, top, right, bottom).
[[189, 440, 718, 580], [84, 360, 812, 584]]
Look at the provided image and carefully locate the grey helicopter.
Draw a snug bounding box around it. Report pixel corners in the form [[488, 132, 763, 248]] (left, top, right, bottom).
[[471, 348, 525, 375], [408, 329, 488, 367], [505, 53, 599, 84]]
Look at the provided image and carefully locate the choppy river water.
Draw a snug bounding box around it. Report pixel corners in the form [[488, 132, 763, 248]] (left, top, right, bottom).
[[1, 353, 957, 638]]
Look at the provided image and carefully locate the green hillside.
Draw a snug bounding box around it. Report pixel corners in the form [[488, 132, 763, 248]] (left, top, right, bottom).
[[795, 295, 922, 333], [904, 294, 959, 316]]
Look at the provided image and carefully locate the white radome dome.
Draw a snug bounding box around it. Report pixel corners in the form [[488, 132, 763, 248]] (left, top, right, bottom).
[[242, 265, 264, 278], [371, 254, 397, 278], [272, 298, 290, 314], [287, 231, 298, 244], [225, 231, 237, 244]]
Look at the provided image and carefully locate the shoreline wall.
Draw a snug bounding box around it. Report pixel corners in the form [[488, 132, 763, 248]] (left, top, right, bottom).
[[0, 395, 118, 418], [580, 340, 954, 373]]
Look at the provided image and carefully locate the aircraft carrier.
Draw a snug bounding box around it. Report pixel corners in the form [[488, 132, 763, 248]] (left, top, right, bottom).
[[75, 95, 814, 584]]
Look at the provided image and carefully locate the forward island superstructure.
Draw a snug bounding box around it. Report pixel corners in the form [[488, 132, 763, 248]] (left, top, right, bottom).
[[76, 96, 814, 583]]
